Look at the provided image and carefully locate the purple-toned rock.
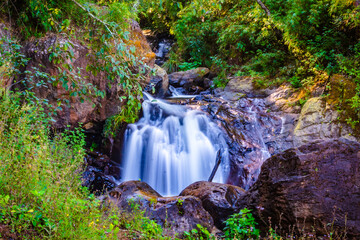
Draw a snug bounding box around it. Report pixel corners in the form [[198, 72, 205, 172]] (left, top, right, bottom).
[[180, 181, 245, 229], [104, 181, 214, 237], [239, 139, 360, 238]]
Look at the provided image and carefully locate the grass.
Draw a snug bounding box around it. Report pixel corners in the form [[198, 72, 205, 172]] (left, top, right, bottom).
[[0, 89, 168, 239]]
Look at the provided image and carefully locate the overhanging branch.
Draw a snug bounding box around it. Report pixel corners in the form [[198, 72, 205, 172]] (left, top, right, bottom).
[[256, 0, 271, 16], [71, 0, 114, 35]]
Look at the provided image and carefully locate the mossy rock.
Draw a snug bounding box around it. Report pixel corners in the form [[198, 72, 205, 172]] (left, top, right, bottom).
[[325, 74, 359, 135]]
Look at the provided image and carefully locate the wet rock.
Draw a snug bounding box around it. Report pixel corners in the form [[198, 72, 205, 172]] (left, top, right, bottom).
[[169, 67, 210, 91], [180, 181, 246, 229], [105, 181, 214, 237], [145, 64, 169, 97], [82, 151, 120, 195], [143, 32, 174, 66], [83, 166, 116, 195], [239, 139, 360, 238], [195, 96, 292, 189], [203, 78, 213, 89], [294, 97, 358, 146]]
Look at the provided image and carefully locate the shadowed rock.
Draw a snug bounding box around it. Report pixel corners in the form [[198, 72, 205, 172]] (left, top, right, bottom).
[[104, 181, 214, 237], [180, 181, 245, 229], [169, 67, 209, 92], [239, 138, 360, 238]]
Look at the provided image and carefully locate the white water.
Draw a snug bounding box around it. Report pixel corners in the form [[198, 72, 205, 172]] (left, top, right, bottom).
[[121, 93, 229, 196], [168, 85, 197, 99]]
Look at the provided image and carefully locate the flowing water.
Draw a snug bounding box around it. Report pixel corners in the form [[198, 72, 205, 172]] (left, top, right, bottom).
[[121, 93, 229, 196], [155, 39, 172, 66]]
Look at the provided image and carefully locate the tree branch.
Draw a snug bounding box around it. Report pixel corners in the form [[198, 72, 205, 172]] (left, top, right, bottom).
[[256, 0, 271, 16], [71, 0, 114, 35]]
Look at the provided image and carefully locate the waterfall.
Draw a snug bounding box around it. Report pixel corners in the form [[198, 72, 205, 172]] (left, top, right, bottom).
[[121, 93, 229, 196]]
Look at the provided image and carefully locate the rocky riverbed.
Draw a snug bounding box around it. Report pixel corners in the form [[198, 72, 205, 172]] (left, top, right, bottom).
[[84, 64, 360, 238]]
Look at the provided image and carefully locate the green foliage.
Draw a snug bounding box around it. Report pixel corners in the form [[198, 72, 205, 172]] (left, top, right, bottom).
[[138, 0, 360, 129], [223, 208, 260, 240], [3, 0, 147, 132], [137, 0, 189, 33], [0, 91, 102, 238], [211, 55, 230, 88], [123, 200, 169, 239], [184, 224, 215, 240], [0, 2, 166, 237], [0, 91, 168, 239], [337, 42, 360, 130], [289, 76, 302, 88], [142, 0, 360, 84], [179, 61, 201, 71], [162, 47, 183, 73]]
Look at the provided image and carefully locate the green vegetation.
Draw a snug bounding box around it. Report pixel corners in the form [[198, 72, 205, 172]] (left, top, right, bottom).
[[0, 91, 106, 238], [138, 0, 360, 126], [1, 0, 149, 135], [0, 1, 164, 238], [0, 90, 168, 239], [223, 208, 260, 239], [184, 224, 215, 240]]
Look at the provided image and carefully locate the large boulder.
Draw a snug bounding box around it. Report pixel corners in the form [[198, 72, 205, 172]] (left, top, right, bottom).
[[220, 76, 274, 101], [180, 181, 246, 229], [21, 35, 118, 129], [239, 138, 360, 238], [145, 64, 169, 97], [169, 67, 209, 91], [194, 94, 295, 189], [294, 97, 358, 146], [104, 181, 214, 237]]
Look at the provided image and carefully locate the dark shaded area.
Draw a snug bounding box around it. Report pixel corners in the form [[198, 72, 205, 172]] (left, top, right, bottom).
[[238, 138, 360, 238], [180, 181, 246, 230]]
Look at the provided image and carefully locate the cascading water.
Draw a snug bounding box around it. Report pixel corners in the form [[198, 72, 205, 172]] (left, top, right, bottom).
[[121, 93, 229, 196]]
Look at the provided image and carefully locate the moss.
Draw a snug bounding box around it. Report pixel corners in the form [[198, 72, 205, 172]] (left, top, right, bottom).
[[325, 74, 360, 135]]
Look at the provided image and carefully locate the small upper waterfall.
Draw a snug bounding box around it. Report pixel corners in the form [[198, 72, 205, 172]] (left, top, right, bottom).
[[121, 93, 229, 196]]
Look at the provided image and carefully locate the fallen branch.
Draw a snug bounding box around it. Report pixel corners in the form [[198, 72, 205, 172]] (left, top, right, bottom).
[[208, 150, 222, 182]]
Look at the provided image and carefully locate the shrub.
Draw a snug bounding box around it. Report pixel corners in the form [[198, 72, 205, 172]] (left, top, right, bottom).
[[223, 208, 260, 240]]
